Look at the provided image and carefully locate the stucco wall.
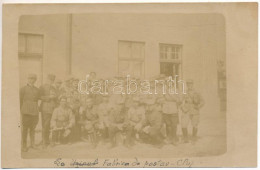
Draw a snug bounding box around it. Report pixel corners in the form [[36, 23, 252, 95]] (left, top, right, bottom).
[[19, 13, 225, 113]]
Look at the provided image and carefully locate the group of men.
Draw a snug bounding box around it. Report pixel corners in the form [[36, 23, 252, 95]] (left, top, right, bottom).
[[20, 72, 204, 152]]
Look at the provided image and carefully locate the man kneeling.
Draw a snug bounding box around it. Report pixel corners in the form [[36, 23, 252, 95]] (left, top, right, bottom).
[[51, 96, 75, 145], [107, 102, 132, 148]]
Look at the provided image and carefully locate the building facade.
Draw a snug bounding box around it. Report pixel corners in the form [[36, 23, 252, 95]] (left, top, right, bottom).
[[19, 13, 226, 114]]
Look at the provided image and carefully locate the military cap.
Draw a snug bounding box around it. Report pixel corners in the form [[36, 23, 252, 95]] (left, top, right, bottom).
[[116, 99, 125, 105], [114, 76, 125, 80], [102, 93, 109, 98], [65, 75, 73, 82], [47, 74, 56, 81], [58, 95, 67, 101], [73, 77, 79, 81], [56, 79, 62, 83], [186, 79, 194, 84], [157, 74, 166, 80], [132, 96, 140, 102], [86, 98, 93, 103], [28, 73, 37, 79], [156, 96, 165, 104], [144, 96, 156, 105]]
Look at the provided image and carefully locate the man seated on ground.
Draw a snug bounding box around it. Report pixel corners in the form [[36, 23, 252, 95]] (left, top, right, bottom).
[[79, 98, 99, 148], [107, 99, 132, 148], [67, 89, 82, 143], [96, 95, 110, 143], [50, 96, 75, 145], [127, 96, 145, 145], [140, 96, 164, 148]]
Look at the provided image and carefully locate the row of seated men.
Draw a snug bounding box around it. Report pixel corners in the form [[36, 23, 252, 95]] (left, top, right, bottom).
[[20, 73, 204, 152]]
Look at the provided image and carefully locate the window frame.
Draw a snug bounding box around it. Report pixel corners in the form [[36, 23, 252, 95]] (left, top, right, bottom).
[[18, 33, 44, 58], [159, 43, 182, 62], [118, 40, 145, 78], [159, 43, 183, 82], [18, 32, 44, 86]]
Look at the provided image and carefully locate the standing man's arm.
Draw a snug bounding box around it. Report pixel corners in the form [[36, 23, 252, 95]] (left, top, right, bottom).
[[50, 109, 57, 129], [20, 87, 25, 110], [36, 87, 42, 108], [198, 94, 205, 109], [68, 109, 75, 129], [39, 85, 50, 101]]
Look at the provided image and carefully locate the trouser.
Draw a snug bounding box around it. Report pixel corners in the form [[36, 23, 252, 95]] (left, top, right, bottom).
[[22, 114, 39, 149], [163, 114, 179, 142], [124, 125, 134, 146], [140, 128, 164, 145], [52, 129, 72, 144], [108, 125, 133, 146], [181, 114, 200, 128], [181, 114, 200, 141], [72, 124, 82, 142], [41, 113, 52, 145], [82, 121, 98, 144], [95, 126, 109, 143], [72, 109, 81, 142]]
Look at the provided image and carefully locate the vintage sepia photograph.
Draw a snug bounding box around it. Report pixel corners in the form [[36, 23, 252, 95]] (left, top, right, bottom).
[[18, 12, 227, 159], [1, 3, 257, 168]]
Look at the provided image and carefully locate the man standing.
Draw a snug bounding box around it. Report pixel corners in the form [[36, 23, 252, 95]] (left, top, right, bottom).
[[54, 79, 62, 100], [39, 74, 56, 148], [20, 74, 40, 152], [162, 93, 180, 145], [70, 90, 82, 142], [96, 95, 110, 142], [180, 79, 205, 143], [127, 97, 145, 145]]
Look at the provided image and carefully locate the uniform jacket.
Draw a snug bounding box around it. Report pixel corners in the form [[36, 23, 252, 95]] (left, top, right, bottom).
[[108, 106, 128, 126], [181, 90, 204, 115], [54, 86, 62, 100], [97, 102, 109, 127], [145, 110, 162, 131], [81, 105, 99, 131], [20, 84, 40, 116], [128, 106, 145, 124], [84, 105, 99, 122], [162, 94, 180, 115], [39, 84, 57, 114], [51, 106, 75, 129]]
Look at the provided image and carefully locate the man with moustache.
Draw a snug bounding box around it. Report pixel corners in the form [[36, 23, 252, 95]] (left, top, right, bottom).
[[39, 74, 57, 148], [180, 79, 205, 143], [20, 74, 40, 152]]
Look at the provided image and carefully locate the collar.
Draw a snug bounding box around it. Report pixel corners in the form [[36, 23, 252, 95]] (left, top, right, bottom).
[[27, 84, 35, 87]]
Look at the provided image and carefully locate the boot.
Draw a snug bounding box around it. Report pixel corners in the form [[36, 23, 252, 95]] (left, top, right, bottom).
[[172, 126, 178, 145], [192, 127, 198, 142], [30, 130, 37, 149], [30, 139, 36, 149], [21, 147, 28, 152], [89, 133, 97, 148], [22, 141, 28, 152], [182, 128, 189, 143], [22, 138, 28, 152], [22, 128, 28, 152]]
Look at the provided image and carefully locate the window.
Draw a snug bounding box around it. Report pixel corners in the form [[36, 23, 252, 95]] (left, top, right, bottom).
[[159, 43, 182, 81], [19, 33, 44, 56], [19, 33, 44, 87], [160, 44, 182, 60], [118, 40, 145, 78]]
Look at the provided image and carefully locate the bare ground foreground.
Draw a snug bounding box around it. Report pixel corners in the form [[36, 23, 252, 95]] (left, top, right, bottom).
[[22, 112, 226, 159]]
